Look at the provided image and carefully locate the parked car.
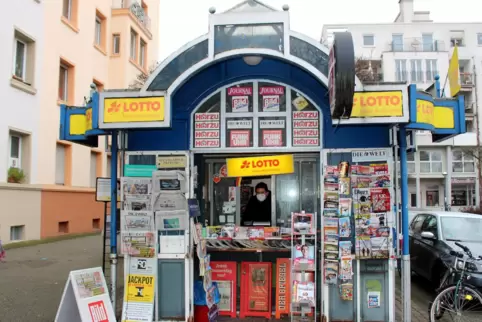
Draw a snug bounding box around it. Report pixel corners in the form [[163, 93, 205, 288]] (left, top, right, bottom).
[[409, 211, 482, 288]]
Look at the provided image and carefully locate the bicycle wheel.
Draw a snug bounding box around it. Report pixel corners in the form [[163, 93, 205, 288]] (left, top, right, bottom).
[[429, 284, 482, 321]]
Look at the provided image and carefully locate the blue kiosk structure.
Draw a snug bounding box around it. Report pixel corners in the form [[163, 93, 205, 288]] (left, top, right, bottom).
[[59, 1, 466, 321]]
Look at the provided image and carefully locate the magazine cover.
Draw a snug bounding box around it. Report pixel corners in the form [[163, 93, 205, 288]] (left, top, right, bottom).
[[324, 191, 339, 202], [371, 188, 391, 213], [293, 244, 315, 270], [324, 260, 338, 284], [339, 199, 352, 217], [351, 176, 371, 188], [324, 174, 339, 184], [339, 217, 351, 238], [324, 242, 339, 260], [324, 182, 339, 192], [263, 227, 280, 238], [247, 227, 265, 239], [339, 258, 353, 280], [351, 165, 373, 176], [353, 188, 371, 205], [371, 164, 389, 175], [324, 165, 339, 175], [370, 236, 390, 258], [370, 174, 390, 188], [292, 213, 313, 234], [338, 177, 351, 198], [323, 208, 339, 217], [355, 237, 372, 259], [340, 283, 354, 301], [292, 281, 315, 306], [339, 241, 352, 258]]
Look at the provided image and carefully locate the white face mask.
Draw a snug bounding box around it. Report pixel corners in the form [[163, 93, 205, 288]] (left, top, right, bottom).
[[256, 194, 267, 202]]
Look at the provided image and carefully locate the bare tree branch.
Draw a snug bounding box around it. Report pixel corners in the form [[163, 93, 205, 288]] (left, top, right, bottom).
[[129, 61, 160, 90]]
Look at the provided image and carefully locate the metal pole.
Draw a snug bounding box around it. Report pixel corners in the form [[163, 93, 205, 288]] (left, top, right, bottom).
[[399, 125, 411, 322], [435, 75, 441, 98], [110, 130, 119, 310]]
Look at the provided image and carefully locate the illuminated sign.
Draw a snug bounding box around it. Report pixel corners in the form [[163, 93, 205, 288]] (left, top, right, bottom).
[[416, 99, 435, 125], [226, 155, 294, 177], [103, 97, 164, 123], [351, 91, 403, 117], [98, 91, 169, 129]]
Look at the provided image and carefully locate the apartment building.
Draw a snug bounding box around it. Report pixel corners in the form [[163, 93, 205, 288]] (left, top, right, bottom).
[[1, 0, 44, 243], [322, 0, 481, 210], [0, 0, 160, 243]]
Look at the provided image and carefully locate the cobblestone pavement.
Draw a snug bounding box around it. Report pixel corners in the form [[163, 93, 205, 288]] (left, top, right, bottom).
[[395, 272, 433, 322], [0, 235, 434, 322]]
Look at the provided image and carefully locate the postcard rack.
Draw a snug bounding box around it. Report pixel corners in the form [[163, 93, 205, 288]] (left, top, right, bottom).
[[290, 211, 317, 322]]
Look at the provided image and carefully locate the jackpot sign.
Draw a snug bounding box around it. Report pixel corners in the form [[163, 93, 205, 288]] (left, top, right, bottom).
[[226, 154, 294, 177], [99, 91, 168, 129]]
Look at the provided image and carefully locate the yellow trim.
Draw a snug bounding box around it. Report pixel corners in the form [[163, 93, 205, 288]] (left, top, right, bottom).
[[433, 106, 455, 129]]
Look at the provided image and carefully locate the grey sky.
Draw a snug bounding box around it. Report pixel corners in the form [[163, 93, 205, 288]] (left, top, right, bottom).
[[158, 0, 479, 61]]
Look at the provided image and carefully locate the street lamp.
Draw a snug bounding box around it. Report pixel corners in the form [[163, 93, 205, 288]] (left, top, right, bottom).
[[442, 171, 449, 211]]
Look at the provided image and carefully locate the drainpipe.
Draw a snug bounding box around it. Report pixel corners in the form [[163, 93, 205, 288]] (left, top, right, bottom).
[[473, 58, 482, 208]]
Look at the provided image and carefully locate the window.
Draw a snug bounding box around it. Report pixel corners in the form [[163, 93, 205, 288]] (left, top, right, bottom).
[[95, 17, 102, 45], [407, 152, 415, 173], [425, 59, 438, 82], [395, 59, 407, 81], [477, 33, 482, 46], [410, 214, 427, 234], [419, 150, 442, 173], [426, 191, 440, 207], [7, 130, 31, 181], [363, 35, 374, 46], [94, 10, 106, 50], [441, 216, 482, 242], [90, 152, 98, 187], [465, 119, 474, 132], [10, 225, 25, 241], [130, 29, 138, 60], [140, 39, 147, 68], [9, 135, 21, 169], [450, 38, 464, 47], [13, 39, 26, 80], [58, 221, 69, 233], [92, 218, 101, 229], [112, 34, 120, 54], [410, 193, 417, 207], [55, 143, 66, 185], [422, 33, 434, 51], [62, 0, 78, 26], [106, 155, 112, 176], [421, 215, 438, 236], [93, 78, 104, 92], [452, 150, 475, 172], [392, 34, 403, 51], [11, 29, 36, 90], [410, 59, 423, 83], [62, 0, 72, 19], [59, 64, 68, 101], [58, 58, 74, 104]]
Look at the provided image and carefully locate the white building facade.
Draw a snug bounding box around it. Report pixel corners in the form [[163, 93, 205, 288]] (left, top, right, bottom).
[[0, 0, 44, 184], [322, 0, 481, 210]]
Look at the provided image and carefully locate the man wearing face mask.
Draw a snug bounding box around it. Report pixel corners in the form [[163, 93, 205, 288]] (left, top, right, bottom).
[[242, 182, 272, 225]]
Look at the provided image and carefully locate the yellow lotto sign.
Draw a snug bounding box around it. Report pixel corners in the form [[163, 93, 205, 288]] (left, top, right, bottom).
[[124, 274, 155, 303], [103, 96, 165, 123], [351, 91, 403, 117], [416, 99, 455, 129], [226, 154, 294, 177], [416, 99, 435, 125], [69, 108, 93, 135]]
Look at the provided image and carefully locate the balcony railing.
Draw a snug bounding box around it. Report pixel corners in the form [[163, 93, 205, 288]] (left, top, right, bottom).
[[425, 71, 439, 83], [356, 72, 383, 83], [112, 0, 151, 32], [395, 71, 408, 82], [460, 72, 474, 87], [387, 38, 445, 52]]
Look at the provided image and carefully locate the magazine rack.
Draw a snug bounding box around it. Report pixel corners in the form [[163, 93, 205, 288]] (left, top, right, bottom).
[[290, 211, 317, 322]]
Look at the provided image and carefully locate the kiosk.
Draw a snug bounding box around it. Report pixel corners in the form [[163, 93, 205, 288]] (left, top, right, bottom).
[[59, 1, 466, 321]]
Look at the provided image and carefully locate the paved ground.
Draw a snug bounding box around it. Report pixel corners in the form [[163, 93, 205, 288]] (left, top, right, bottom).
[[0, 235, 433, 322]]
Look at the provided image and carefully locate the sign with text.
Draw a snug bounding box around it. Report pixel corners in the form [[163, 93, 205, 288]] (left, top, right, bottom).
[[275, 258, 291, 318], [262, 130, 283, 147], [211, 261, 237, 317], [121, 274, 155, 322], [351, 149, 389, 162], [99, 91, 168, 129], [240, 262, 272, 319], [229, 130, 251, 147], [226, 154, 294, 177], [351, 91, 403, 118], [55, 267, 116, 322]]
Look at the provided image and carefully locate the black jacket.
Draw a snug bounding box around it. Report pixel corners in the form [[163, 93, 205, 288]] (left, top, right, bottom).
[[242, 192, 272, 224]]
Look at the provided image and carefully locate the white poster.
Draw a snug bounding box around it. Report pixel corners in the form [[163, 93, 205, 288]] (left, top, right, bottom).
[[120, 211, 156, 258], [127, 257, 157, 275], [121, 177, 152, 201]]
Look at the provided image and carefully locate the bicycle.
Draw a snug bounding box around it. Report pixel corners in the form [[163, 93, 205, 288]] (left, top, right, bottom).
[[428, 241, 482, 321]]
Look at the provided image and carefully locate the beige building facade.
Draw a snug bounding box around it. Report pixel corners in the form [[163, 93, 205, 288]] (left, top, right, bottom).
[[1, 0, 159, 243]]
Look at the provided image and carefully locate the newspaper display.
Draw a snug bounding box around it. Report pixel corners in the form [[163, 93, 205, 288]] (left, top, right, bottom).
[[121, 211, 156, 258]]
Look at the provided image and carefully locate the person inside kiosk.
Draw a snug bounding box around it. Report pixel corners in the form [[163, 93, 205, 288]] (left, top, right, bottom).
[[241, 182, 272, 226]]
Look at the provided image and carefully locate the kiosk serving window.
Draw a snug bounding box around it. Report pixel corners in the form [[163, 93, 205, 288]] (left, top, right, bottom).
[[191, 81, 322, 150]]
